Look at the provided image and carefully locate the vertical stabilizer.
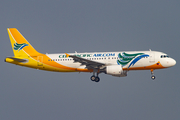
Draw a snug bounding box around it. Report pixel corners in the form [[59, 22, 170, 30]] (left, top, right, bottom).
[[7, 28, 41, 57]]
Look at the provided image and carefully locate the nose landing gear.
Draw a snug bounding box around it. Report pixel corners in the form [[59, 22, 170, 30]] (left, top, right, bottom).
[[151, 69, 156, 80]]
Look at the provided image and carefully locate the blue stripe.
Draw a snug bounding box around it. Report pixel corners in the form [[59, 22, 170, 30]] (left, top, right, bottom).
[[128, 54, 149, 68], [18, 44, 28, 51]]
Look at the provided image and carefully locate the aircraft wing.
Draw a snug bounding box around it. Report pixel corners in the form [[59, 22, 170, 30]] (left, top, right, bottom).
[[65, 53, 105, 69]]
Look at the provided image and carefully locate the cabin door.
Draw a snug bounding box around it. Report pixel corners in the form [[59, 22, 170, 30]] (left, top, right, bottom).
[[149, 52, 155, 63]]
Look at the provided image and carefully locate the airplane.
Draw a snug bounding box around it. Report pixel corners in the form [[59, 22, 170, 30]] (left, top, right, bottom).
[[5, 28, 176, 82]]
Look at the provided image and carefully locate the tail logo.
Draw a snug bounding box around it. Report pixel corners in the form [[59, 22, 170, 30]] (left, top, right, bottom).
[[13, 43, 29, 52]]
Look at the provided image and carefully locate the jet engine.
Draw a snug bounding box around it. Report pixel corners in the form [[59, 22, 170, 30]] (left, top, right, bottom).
[[105, 65, 127, 77]]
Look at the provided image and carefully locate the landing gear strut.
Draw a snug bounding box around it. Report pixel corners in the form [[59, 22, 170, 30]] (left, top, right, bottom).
[[90, 70, 100, 82], [151, 69, 155, 80]]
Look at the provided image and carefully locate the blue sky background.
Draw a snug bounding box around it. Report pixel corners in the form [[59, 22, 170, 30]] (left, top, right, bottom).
[[1, 0, 179, 120]]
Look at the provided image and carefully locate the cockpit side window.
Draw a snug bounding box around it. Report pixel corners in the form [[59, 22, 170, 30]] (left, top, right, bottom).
[[161, 55, 169, 58]]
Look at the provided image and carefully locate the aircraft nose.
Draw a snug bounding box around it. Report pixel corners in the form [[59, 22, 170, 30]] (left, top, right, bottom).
[[170, 58, 176, 67], [161, 58, 176, 68], [167, 58, 176, 67]]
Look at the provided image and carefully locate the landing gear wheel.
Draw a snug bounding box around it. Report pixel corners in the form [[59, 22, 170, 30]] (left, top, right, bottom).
[[95, 77, 100, 82], [150, 69, 156, 80], [91, 69, 100, 82], [90, 75, 96, 81], [151, 75, 155, 80]]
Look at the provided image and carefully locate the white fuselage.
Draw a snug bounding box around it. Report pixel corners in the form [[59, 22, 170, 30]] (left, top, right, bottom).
[[45, 51, 176, 70]]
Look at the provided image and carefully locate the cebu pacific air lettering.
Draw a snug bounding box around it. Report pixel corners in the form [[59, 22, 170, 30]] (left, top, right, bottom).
[[93, 53, 115, 57], [5, 28, 176, 83], [59, 53, 115, 58]]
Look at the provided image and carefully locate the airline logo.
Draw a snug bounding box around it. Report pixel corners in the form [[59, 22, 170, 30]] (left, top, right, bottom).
[[59, 53, 116, 58], [117, 52, 149, 68], [13, 43, 28, 52]]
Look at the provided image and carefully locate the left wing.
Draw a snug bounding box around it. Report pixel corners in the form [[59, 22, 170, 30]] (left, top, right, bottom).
[[65, 53, 105, 69]]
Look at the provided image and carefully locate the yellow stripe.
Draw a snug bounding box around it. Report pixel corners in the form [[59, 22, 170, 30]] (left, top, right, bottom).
[[7, 28, 93, 72]]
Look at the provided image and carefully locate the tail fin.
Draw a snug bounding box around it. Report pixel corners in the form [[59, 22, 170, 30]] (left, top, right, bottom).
[[7, 28, 41, 57]]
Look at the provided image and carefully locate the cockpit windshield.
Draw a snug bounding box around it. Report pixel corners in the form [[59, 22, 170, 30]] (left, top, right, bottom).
[[161, 55, 169, 58]]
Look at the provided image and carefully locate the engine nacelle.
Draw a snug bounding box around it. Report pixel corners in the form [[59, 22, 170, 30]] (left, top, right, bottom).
[[106, 65, 127, 77]]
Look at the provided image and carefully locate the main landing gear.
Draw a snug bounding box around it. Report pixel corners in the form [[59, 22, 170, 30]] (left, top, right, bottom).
[[90, 71, 100, 82], [90, 75, 100, 82], [151, 69, 156, 80]]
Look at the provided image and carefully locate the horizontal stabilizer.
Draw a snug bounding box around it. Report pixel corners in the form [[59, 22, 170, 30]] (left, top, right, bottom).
[[5, 57, 28, 63]]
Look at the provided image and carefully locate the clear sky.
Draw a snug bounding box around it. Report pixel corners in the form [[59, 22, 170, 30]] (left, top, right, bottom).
[[1, 0, 179, 120]]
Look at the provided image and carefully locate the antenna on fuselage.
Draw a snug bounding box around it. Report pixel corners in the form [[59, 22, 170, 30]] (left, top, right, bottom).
[[75, 51, 77, 55]]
